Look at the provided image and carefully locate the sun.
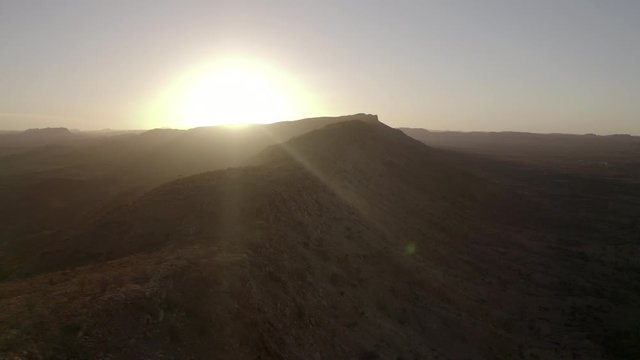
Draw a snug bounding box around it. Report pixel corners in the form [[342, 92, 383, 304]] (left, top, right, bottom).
[[180, 66, 289, 127], [144, 56, 320, 128]]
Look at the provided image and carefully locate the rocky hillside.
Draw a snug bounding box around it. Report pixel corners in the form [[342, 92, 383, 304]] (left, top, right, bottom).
[[0, 118, 618, 359]]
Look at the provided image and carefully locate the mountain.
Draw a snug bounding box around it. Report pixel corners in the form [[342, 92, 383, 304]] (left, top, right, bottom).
[[3, 117, 630, 359], [0, 114, 375, 251], [0, 116, 640, 359], [10, 127, 76, 142], [0, 127, 80, 156], [1, 114, 375, 181], [24, 120, 487, 276]]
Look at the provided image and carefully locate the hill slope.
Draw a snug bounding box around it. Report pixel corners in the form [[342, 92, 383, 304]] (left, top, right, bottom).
[[0, 119, 611, 359], [0, 114, 374, 256]]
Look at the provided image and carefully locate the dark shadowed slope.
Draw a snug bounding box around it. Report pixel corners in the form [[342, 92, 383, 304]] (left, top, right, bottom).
[[403, 127, 640, 360], [1, 119, 611, 359]]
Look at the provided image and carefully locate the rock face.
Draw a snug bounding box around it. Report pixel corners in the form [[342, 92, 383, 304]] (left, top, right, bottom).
[[0, 117, 635, 359]]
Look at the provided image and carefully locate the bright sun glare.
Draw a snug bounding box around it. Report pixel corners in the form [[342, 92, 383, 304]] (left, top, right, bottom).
[[145, 56, 319, 128]]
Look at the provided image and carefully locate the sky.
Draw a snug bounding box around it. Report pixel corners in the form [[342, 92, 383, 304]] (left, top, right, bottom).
[[0, 0, 639, 134]]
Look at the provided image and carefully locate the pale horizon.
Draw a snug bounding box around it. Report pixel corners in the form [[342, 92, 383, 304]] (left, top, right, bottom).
[[1, 113, 638, 137], [1, 1, 639, 134]]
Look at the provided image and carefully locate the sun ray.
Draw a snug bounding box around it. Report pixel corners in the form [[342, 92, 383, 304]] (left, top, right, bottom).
[[256, 125, 393, 245]]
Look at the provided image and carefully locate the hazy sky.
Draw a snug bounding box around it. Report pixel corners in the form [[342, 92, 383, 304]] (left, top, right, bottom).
[[1, 0, 639, 133]]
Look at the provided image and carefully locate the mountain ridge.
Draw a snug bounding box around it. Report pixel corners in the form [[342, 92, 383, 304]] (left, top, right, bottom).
[[1, 115, 636, 359]]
